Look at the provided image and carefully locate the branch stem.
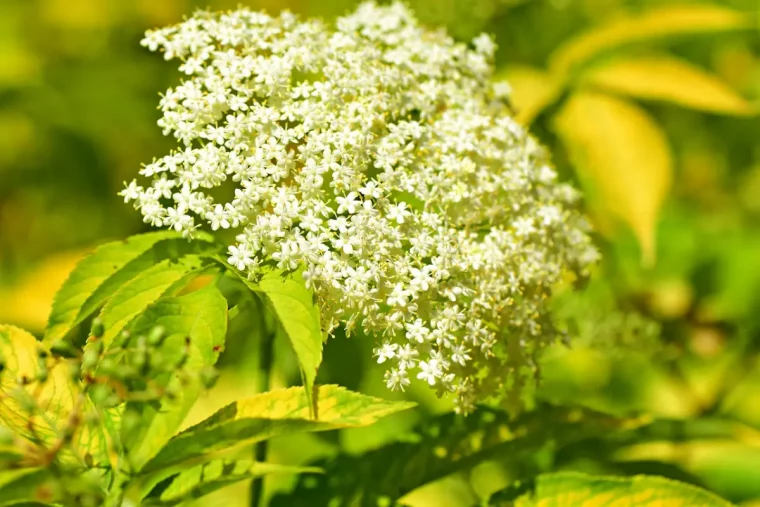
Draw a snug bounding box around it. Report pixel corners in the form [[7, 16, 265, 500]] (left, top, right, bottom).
[[250, 297, 276, 507]]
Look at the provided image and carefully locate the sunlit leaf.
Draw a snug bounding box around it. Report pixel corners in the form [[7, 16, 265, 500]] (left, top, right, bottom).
[[581, 54, 756, 115], [122, 284, 228, 472], [553, 91, 672, 263], [94, 255, 208, 351], [226, 264, 324, 416], [489, 471, 734, 506], [141, 385, 416, 473], [550, 5, 752, 76], [44, 232, 202, 344], [142, 459, 320, 506], [270, 405, 641, 506], [496, 66, 560, 125], [257, 267, 323, 416], [0, 326, 109, 467]]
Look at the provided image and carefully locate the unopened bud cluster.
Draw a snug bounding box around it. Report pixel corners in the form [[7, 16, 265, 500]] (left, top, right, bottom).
[[0, 319, 218, 472], [124, 2, 598, 412]]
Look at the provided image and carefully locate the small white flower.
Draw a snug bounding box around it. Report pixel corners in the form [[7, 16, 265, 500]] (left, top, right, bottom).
[[228, 244, 255, 271], [384, 368, 410, 391], [417, 359, 442, 386], [373, 342, 398, 364]]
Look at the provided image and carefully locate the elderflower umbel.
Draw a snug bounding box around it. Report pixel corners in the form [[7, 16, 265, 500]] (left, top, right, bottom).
[[124, 2, 599, 414]]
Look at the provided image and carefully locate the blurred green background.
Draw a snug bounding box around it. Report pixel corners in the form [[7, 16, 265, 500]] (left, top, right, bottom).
[[1, 0, 760, 505]]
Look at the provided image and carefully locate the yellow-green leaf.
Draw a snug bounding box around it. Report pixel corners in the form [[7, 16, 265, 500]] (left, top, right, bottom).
[[581, 54, 755, 115], [0, 326, 109, 467], [550, 5, 752, 76], [94, 256, 205, 352], [45, 232, 195, 345], [142, 459, 320, 506], [142, 385, 416, 473], [553, 91, 672, 263], [227, 264, 324, 417], [491, 471, 734, 506], [495, 66, 560, 125]]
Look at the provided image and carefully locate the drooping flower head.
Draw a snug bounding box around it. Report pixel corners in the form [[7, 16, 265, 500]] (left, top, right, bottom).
[[123, 2, 598, 413]]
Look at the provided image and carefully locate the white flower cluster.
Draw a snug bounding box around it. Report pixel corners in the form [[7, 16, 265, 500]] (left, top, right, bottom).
[[123, 2, 598, 413]]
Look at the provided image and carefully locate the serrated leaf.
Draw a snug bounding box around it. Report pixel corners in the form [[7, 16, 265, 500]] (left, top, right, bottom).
[[95, 256, 207, 351], [142, 385, 415, 473], [121, 284, 228, 472], [270, 405, 639, 506], [553, 91, 672, 263], [582, 54, 755, 115], [142, 459, 320, 506], [489, 471, 734, 506], [256, 268, 323, 416], [0, 326, 110, 467], [0, 468, 52, 505], [496, 66, 560, 125], [45, 232, 181, 344], [550, 5, 752, 76], [225, 264, 323, 417]]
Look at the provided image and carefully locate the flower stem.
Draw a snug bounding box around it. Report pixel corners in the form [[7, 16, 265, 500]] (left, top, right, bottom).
[[250, 297, 276, 507]]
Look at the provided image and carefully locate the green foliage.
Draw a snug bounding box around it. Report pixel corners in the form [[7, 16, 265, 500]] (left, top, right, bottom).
[[549, 4, 753, 76], [271, 405, 638, 506], [143, 385, 416, 473], [142, 460, 320, 506], [498, 2, 757, 262], [121, 284, 228, 472], [246, 267, 325, 417], [0, 233, 416, 505], [489, 471, 734, 506], [1, 0, 759, 506]]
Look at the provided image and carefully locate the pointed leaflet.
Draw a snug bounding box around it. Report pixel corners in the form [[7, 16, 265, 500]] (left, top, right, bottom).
[[226, 264, 324, 416], [553, 91, 672, 264], [550, 4, 752, 76], [489, 471, 733, 506], [142, 459, 320, 506], [45, 232, 216, 345], [141, 385, 415, 473], [94, 255, 210, 352], [581, 54, 755, 116], [0, 326, 110, 467], [121, 284, 227, 472], [269, 405, 641, 506]]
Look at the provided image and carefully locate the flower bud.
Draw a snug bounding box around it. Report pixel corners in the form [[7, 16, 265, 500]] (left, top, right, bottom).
[[90, 318, 105, 338], [147, 325, 167, 347]]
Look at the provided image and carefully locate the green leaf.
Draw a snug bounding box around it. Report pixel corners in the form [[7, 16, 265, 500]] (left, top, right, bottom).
[[553, 91, 672, 264], [142, 385, 415, 473], [550, 5, 753, 76], [95, 256, 208, 351], [269, 405, 639, 507], [257, 268, 324, 415], [0, 326, 110, 467], [142, 459, 320, 506], [581, 54, 756, 115], [44, 232, 184, 344], [226, 264, 324, 417], [122, 284, 228, 472], [489, 471, 734, 506], [0, 468, 53, 505]]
